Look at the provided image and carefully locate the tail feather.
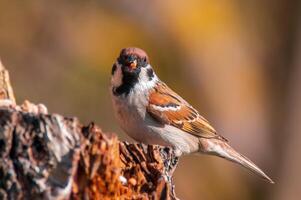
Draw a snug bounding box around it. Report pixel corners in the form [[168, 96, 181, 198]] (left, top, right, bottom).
[[199, 138, 274, 184]]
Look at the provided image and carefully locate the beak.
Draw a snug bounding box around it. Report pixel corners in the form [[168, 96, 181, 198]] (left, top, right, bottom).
[[128, 60, 137, 70]]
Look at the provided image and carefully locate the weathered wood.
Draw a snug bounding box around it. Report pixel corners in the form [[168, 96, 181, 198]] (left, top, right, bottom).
[[0, 60, 16, 104], [0, 108, 81, 200], [0, 107, 178, 200]]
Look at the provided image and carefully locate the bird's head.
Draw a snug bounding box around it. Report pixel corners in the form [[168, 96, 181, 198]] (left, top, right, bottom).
[[111, 47, 156, 96], [117, 47, 149, 73]]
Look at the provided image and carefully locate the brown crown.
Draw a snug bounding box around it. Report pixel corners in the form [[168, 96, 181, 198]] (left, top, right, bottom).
[[119, 47, 149, 62]]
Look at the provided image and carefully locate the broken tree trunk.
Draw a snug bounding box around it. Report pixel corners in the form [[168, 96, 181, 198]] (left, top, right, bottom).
[[0, 61, 179, 200]]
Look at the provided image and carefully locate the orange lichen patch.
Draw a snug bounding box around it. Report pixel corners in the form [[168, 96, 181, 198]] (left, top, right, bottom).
[[72, 123, 176, 200], [72, 123, 126, 200]]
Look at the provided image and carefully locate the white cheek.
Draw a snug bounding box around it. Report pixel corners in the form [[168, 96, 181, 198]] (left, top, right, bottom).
[[136, 65, 158, 91], [111, 64, 123, 87]]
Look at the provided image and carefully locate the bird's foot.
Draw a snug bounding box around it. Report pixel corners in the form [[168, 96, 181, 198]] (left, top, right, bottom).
[[160, 147, 180, 176]]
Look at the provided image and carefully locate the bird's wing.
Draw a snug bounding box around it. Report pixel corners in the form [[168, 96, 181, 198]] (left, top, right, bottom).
[[147, 82, 226, 141]]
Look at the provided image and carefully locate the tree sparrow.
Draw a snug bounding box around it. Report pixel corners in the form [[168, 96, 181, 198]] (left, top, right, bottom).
[[110, 47, 274, 183]]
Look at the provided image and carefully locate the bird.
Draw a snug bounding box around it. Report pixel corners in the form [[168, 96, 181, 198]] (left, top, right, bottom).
[[110, 47, 274, 183]]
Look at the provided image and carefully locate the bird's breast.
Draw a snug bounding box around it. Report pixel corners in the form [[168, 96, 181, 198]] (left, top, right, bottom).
[[111, 89, 149, 136]]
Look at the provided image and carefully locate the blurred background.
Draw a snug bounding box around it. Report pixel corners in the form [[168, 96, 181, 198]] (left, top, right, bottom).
[[0, 1, 300, 199]]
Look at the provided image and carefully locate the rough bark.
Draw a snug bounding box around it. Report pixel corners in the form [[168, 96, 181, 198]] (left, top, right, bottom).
[[0, 61, 16, 104], [0, 61, 179, 200]]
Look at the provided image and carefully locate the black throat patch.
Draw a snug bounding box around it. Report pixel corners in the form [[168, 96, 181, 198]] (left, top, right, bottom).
[[113, 68, 140, 96]]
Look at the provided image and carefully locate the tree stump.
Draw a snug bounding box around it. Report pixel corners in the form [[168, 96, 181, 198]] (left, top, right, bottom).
[[0, 61, 179, 200]]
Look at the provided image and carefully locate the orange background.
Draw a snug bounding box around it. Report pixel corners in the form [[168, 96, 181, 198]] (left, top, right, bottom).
[[1, 1, 300, 199]]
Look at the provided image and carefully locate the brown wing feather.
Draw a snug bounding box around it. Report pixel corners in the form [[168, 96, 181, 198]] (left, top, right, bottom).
[[147, 82, 227, 141]]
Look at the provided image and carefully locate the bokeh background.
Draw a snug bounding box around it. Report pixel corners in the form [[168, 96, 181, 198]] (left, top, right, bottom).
[[1, 1, 301, 199]]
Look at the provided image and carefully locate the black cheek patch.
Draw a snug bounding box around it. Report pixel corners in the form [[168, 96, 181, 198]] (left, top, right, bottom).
[[111, 64, 117, 75], [147, 68, 154, 81]]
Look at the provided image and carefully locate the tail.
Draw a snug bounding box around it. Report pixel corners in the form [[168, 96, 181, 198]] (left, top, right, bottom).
[[199, 138, 274, 184]]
